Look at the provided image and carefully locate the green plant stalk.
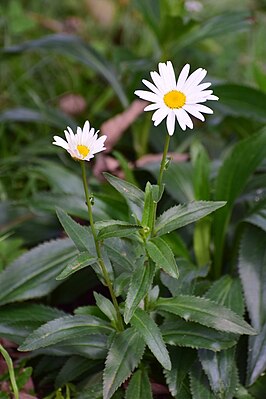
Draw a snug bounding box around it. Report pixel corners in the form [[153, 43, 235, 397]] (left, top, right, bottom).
[[0, 344, 19, 399], [80, 161, 124, 331], [151, 134, 171, 236]]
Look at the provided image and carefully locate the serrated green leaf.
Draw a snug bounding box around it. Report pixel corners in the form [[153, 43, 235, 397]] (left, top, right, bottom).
[[156, 295, 256, 335], [161, 319, 237, 351], [103, 327, 145, 399], [103, 173, 144, 220], [56, 251, 97, 280], [0, 238, 77, 306], [155, 201, 226, 236], [146, 237, 179, 279], [164, 347, 196, 398], [205, 276, 245, 317], [245, 199, 266, 233], [50, 334, 108, 359], [95, 220, 142, 240], [0, 304, 65, 344], [104, 238, 136, 272], [214, 130, 266, 276], [124, 257, 154, 324], [125, 369, 152, 399], [94, 292, 117, 324], [131, 308, 171, 370], [19, 315, 114, 351], [247, 323, 266, 386], [56, 208, 95, 253], [190, 360, 216, 399], [198, 348, 237, 399], [235, 385, 256, 399], [141, 182, 156, 232]]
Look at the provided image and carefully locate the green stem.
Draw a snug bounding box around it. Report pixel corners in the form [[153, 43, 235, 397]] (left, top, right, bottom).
[[80, 161, 124, 331], [0, 344, 19, 399], [151, 134, 171, 236]]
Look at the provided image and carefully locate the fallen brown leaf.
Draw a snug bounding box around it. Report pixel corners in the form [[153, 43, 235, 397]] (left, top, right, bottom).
[[58, 93, 87, 116]]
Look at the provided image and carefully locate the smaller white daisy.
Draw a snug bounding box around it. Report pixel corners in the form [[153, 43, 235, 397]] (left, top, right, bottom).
[[134, 61, 219, 135], [53, 120, 107, 161]]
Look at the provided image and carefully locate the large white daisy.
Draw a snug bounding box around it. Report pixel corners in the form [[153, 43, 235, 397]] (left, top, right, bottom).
[[134, 61, 219, 135], [53, 120, 107, 161]]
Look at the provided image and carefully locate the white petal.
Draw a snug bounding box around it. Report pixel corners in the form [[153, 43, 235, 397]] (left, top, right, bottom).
[[83, 120, 90, 134], [166, 111, 176, 135], [144, 103, 161, 111], [142, 79, 161, 95], [194, 104, 214, 114], [150, 71, 166, 92], [183, 68, 207, 92], [186, 82, 211, 95], [182, 104, 205, 121], [152, 107, 169, 126], [176, 64, 190, 90], [177, 108, 193, 129], [166, 61, 176, 88], [134, 90, 160, 103], [208, 94, 219, 101], [53, 136, 69, 149]]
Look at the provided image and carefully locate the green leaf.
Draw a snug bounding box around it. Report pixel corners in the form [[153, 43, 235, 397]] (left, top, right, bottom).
[[95, 220, 142, 240], [56, 252, 97, 280], [213, 130, 266, 276], [131, 308, 171, 370], [214, 85, 266, 122], [156, 295, 256, 335], [146, 237, 179, 279], [3, 34, 128, 107], [0, 238, 77, 306], [191, 141, 210, 201], [0, 304, 65, 344], [19, 315, 114, 351], [190, 360, 216, 399], [51, 334, 107, 359], [245, 199, 266, 233], [133, 0, 160, 35], [124, 257, 154, 324], [164, 347, 196, 398], [198, 348, 237, 399], [235, 385, 256, 399], [141, 182, 156, 232], [125, 369, 152, 399], [103, 327, 145, 399], [94, 292, 117, 324], [56, 208, 95, 253], [104, 238, 136, 272], [103, 173, 144, 220], [161, 319, 237, 351], [155, 201, 226, 236], [238, 226, 266, 331]]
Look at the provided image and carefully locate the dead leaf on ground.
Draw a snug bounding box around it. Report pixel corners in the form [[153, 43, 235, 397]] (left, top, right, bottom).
[[58, 93, 87, 116]]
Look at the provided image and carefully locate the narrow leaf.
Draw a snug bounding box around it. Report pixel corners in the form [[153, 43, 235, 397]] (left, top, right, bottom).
[[131, 308, 171, 370], [190, 360, 216, 399], [155, 201, 226, 236], [156, 295, 256, 335], [146, 237, 179, 279], [103, 327, 145, 399], [19, 315, 114, 351], [124, 257, 154, 324], [56, 252, 97, 280], [94, 292, 117, 324], [95, 220, 142, 240], [141, 182, 156, 231], [125, 369, 152, 399]]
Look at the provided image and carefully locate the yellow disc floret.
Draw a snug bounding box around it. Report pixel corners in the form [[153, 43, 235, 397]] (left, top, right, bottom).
[[77, 145, 90, 158], [163, 90, 186, 109]]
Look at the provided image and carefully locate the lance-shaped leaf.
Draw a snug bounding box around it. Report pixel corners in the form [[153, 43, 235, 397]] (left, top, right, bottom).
[[146, 237, 179, 279], [124, 257, 154, 324], [190, 360, 216, 399], [142, 182, 160, 231], [161, 319, 237, 351], [19, 315, 114, 351], [103, 173, 144, 220], [125, 369, 152, 399], [56, 208, 95, 253], [0, 238, 77, 306], [103, 327, 146, 399], [155, 201, 226, 236], [156, 295, 256, 335], [94, 292, 117, 324], [56, 252, 97, 280], [131, 308, 171, 370], [95, 220, 142, 240], [238, 226, 266, 385]]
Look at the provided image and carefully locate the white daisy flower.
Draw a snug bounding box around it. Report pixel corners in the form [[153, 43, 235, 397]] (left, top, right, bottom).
[[53, 120, 107, 161], [134, 61, 219, 135]]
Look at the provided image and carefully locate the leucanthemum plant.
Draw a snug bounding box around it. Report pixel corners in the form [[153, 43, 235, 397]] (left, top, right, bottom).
[[135, 61, 218, 134], [14, 63, 256, 399]]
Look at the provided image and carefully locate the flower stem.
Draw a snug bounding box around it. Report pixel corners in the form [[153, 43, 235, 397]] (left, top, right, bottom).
[[80, 161, 124, 331], [0, 344, 19, 399], [151, 134, 171, 236]]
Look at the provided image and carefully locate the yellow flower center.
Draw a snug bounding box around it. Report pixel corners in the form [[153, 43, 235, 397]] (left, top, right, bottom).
[[163, 90, 186, 109], [77, 145, 90, 158]]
